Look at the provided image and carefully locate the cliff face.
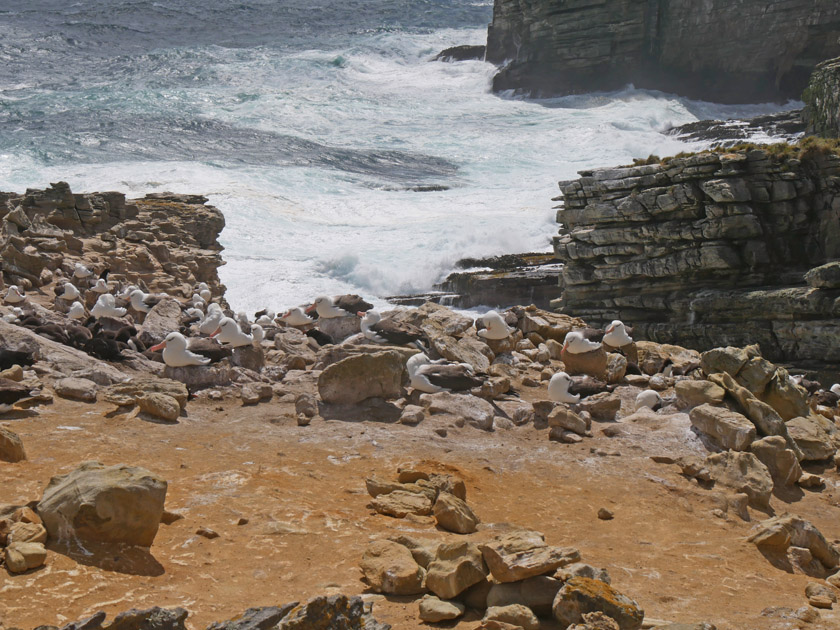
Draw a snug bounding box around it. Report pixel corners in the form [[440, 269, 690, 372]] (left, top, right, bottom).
[[0, 182, 226, 298], [553, 147, 840, 365], [487, 0, 840, 103], [805, 57, 840, 137]]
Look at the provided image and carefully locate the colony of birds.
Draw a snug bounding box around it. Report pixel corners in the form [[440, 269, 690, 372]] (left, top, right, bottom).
[[3, 253, 840, 630]]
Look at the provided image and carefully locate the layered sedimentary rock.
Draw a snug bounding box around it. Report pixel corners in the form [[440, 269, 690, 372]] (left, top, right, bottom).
[[0, 182, 225, 298], [487, 0, 840, 102], [553, 147, 840, 365], [804, 57, 840, 138]]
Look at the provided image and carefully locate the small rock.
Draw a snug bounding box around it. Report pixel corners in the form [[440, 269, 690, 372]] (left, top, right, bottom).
[[549, 428, 584, 444], [360, 540, 426, 595], [548, 405, 590, 436], [0, 426, 26, 462], [552, 577, 644, 630], [54, 377, 98, 402], [297, 413, 311, 426], [483, 604, 540, 630], [425, 540, 489, 599], [805, 582, 836, 608], [435, 428, 448, 437], [8, 521, 47, 544], [371, 490, 433, 518], [196, 526, 219, 539], [241, 383, 272, 405], [576, 392, 621, 421], [0, 365, 24, 381], [399, 404, 425, 425], [137, 393, 181, 422], [597, 508, 614, 521], [398, 469, 430, 484], [4, 541, 47, 573], [433, 492, 479, 534], [295, 393, 319, 417], [798, 472, 824, 488], [418, 595, 465, 622]]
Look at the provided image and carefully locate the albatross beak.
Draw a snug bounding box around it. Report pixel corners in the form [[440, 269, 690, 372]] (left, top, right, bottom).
[[356, 311, 365, 318], [149, 341, 166, 352], [210, 328, 221, 338], [305, 304, 316, 314], [605, 325, 615, 334]]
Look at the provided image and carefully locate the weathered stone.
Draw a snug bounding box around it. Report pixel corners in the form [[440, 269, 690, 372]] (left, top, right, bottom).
[[103, 377, 188, 409], [275, 594, 391, 630], [576, 393, 621, 422], [786, 415, 838, 461], [750, 436, 803, 487], [318, 351, 404, 404], [562, 346, 608, 380], [805, 261, 840, 288], [388, 535, 439, 569], [548, 405, 590, 436], [0, 425, 26, 462], [137, 298, 183, 347], [371, 490, 432, 518], [425, 541, 489, 599], [137, 393, 180, 422], [205, 604, 299, 630], [556, 563, 611, 585], [38, 461, 167, 546], [162, 364, 232, 390], [433, 491, 479, 534], [689, 404, 756, 451], [418, 595, 465, 623], [104, 607, 188, 630], [4, 541, 47, 573], [675, 380, 726, 409], [241, 383, 272, 406], [7, 521, 47, 544], [486, 576, 563, 617], [54, 377, 98, 402], [549, 428, 584, 444], [399, 404, 424, 425], [420, 392, 496, 431], [360, 540, 426, 595], [748, 515, 840, 571], [480, 530, 580, 583], [701, 347, 750, 378], [704, 451, 773, 508], [552, 577, 644, 630], [483, 605, 540, 630]]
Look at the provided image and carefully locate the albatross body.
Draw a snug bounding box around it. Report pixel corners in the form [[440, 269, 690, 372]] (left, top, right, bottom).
[[211, 317, 254, 348], [150, 332, 211, 367], [548, 371, 580, 404], [562, 331, 602, 354], [91, 294, 127, 319], [58, 282, 80, 301], [477, 310, 513, 340], [406, 353, 482, 393], [3, 286, 26, 305], [359, 310, 426, 346], [603, 320, 633, 347], [278, 307, 314, 327]]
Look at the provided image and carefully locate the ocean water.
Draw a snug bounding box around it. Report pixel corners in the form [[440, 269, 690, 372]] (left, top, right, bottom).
[[0, 1, 797, 313]]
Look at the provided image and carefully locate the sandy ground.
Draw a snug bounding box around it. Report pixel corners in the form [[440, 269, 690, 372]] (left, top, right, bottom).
[[3, 380, 840, 630]]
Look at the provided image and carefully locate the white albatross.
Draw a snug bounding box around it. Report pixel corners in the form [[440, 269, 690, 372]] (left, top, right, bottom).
[[73, 262, 93, 280], [198, 303, 224, 335], [58, 282, 81, 301], [635, 389, 662, 411], [68, 301, 86, 320], [603, 320, 633, 347], [211, 317, 254, 348], [149, 332, 211, 367], [3, 286, 26, 305], [278, 307, 314, 327], [548, 371, 580, 404], [91, 294, 127, 319], [306, 296, 353, 319], [562, 331, 602, 354], [477, 310, 514, 340], [91, 278, 110, 294]]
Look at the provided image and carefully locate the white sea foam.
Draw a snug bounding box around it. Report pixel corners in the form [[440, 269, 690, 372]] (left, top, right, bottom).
[[0, 26, 796, 314]]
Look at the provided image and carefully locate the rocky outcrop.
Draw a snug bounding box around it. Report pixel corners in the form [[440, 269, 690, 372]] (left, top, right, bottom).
[[0, 182, 225, 298], [486, 0, 840, 102], [554, 146, 840, 366], [804, 57, 840, 138]]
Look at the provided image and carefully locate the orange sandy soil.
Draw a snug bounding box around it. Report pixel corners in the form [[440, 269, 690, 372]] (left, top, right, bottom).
[[2, 386, 840, 630]]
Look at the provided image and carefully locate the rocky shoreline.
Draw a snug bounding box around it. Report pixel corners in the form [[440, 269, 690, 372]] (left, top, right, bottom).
[[2, 180, 840, 629]]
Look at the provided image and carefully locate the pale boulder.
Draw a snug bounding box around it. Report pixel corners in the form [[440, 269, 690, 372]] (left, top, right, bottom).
[[360, 540, 426, 595], [318, 351, 404, 404]]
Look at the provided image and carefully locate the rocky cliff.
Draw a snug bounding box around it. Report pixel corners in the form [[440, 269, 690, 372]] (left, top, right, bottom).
[[487, 0, 840, 102], [804, 57, 840, 138], [553, 144, 840, 367], [0, 182, 225, 298]]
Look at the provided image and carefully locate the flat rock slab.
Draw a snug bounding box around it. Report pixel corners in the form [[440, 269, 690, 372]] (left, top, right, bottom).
[[371, 490, 433, 518], [689, 403, 755, 451], [480, 530, 580, 583], [318, 351, 404, 404]]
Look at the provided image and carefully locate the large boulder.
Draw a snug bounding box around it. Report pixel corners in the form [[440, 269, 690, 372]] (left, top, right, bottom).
[[54, 377, 98, 403], [704, 451, 773, 509], [548, 405, 590, 436], [747, 515, 839, 573], [360, 540, 426, 595], [786, 415, 838, 461], [675, 380, 725, 409], [318, 351, 404, 404], [552, 577, 644, 630], [479, 530, 580, 583], [750, 436, 802, 487], [370, 490, 433, 518], [689, 404, 756, 451], [561, 346, 608, 380], [38, 461, 167, 547], [425, 541, 489, 599], [137, 298, 183, 347]]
